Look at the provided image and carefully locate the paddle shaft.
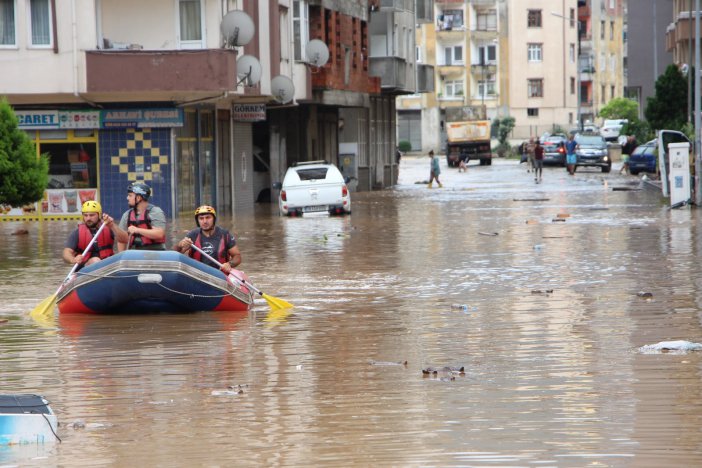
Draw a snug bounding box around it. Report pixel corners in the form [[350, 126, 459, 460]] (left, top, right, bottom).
[[187, 243, 263, 296], [55, 220, 109, 295]]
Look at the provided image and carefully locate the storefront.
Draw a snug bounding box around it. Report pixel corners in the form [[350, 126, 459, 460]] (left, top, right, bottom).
[[1, 108, 183, 221]]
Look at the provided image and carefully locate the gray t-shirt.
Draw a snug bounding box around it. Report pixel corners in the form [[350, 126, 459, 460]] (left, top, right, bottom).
[[119, 204, 167, 249]]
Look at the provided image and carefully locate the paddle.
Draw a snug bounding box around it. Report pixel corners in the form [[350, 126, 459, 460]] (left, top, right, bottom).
[[187, 243, 293, 310], [30, 221, 109, 318]]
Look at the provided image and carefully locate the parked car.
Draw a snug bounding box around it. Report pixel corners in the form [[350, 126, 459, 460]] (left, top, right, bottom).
[[273, 161, 351, 216], [628, 139, 657, 175], [600, 119, 627, 142], [542, 135, 567, 166], [575, 133, 611, 172]]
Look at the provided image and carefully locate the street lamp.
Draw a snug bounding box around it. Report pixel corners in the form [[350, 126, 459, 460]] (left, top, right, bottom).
[[552, 11, 581, 132]]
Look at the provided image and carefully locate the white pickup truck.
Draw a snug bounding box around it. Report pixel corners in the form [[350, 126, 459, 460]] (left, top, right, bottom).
[[274, 161, 351, 216]]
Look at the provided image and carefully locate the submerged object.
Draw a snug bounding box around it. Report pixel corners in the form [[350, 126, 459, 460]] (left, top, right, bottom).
[[56, 250, 254, 314], [0, 394, 59, 445]]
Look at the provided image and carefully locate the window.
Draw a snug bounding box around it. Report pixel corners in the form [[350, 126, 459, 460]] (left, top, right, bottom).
[[600, 20, 605, 39], [445, 79, 464, 97], [476, 9, 497, 31], [569, 8, 575, 28], [477, 79, 496, 97], [601, 84, 606, 103], [527, 43, 542, 62], [528, 79, 543, 98], [442, 45, 463, 65], [569, 112, 573, 124], [570, 43, 575, 63], [528, 9, 541, 28], [29, 0, 51, 47], [0, 0, 15, 46], [571, 77, 575, 94], [293, 0, 309, 61], [280, 7, 290, 61], [438, 9, 463, 31], [527, 108, 539, 117], [178, 0, 203, 49], [611, 85, 615, 98], [610, 21, 614, 40], [479, 44, 496, 64], [416, 46, 422, 63]]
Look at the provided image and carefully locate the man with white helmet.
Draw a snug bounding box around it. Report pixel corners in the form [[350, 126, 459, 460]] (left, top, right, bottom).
[[174, 205, 242, 273], [113, 182, 167, 251], [63, 200, 116, 267]]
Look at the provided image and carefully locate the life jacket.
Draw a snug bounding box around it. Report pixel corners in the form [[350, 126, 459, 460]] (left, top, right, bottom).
[[127, 206, 166, 247], [190, 228, 229, 265], [77, 223, 114, 260]]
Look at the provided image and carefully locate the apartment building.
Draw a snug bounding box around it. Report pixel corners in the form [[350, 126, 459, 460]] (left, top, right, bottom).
[[1, 0, 424, 221], [578, 0, 626, 126]]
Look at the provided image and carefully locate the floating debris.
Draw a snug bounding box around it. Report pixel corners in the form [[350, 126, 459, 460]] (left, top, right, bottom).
[[556, 213, 571, 219], [551, 218, 566, 222], [451, 304, 468, 311], [531, 289, 554, 294], [639, 340, 702, 353], [542, 236, 572, 239], [11, 229, 29, 236], [514, 198, 550, 201], [422, 366, 465, 376], [369, 360, 408, 366], [637, 291, 653, 298], [478, 232, 499, 236], [612, 187, 641, 191], [0, 319, 8, 324], [526, 219, 539, 224], [212, 384, 247, 396]]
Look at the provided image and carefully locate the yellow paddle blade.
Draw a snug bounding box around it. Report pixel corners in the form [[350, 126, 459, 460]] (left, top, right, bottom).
[[261, 293, 293, 310], [30, 294, 57, 319]]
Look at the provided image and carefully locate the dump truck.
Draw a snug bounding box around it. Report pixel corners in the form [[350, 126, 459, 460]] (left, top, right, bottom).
[[445, 106, 492, 166]]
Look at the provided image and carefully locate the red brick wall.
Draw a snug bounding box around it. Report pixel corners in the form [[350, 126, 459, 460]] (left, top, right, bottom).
[[310, 6, 380, 93]]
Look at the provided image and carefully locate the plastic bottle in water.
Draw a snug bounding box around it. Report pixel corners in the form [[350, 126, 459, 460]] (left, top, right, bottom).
[[451, 304, 468, 311]]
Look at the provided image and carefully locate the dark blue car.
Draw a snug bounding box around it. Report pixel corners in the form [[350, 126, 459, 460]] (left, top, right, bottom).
[[628, 140, 657, 175]]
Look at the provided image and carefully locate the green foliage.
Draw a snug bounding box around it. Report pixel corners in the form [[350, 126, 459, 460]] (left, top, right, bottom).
[[0, 98, 49, 206], [644, 64, 688, 132], [621, 120, 653, 144], [398, 140, 412, 152], [491, 116, 515, 146], [599, 97, 639, 122]]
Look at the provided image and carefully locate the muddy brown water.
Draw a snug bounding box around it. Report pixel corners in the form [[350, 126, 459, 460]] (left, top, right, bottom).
[[2, 158, 702, 466]]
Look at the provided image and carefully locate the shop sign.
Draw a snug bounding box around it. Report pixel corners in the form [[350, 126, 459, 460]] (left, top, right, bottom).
[[233, 104, 266, 122], [59, 110, 101, 129], [16, 110, 60, 129], [101, 108, 184, 128]]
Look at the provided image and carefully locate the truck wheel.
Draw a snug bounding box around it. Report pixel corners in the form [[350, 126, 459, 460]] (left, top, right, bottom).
[[602, 164, 611, 173], [485, 159, 492, 166]]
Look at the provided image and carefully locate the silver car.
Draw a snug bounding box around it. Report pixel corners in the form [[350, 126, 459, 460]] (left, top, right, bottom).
[[575, 134, 611, 173]]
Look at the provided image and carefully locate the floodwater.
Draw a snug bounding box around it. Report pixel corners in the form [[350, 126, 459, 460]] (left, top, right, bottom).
[[2, 157, 702, 466]]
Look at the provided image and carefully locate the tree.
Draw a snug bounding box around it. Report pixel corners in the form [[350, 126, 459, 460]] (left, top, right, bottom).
[[645, 64, 688, 132], [0, 98, 49, 206], [599, 97, 639, 123], [491, 116, 516, 157]]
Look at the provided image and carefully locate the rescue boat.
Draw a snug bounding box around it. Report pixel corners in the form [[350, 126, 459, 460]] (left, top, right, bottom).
[[56, 250, 254, 314]]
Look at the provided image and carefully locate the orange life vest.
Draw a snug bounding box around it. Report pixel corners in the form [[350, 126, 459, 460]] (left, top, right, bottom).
[[127, 206, 165, 247], [77, 223, 115, 260]]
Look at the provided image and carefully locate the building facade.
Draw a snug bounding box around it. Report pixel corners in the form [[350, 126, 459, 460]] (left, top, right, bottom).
[[1, 0, 423, 222]]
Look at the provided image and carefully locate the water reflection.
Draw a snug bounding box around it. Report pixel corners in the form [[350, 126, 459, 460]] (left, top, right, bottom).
[[2, 159, 702, 465]]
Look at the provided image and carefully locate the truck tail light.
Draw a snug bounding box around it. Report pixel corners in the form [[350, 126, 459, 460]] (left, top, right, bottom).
[[342, 185, 348, 197], [280, 190, 287, 201]]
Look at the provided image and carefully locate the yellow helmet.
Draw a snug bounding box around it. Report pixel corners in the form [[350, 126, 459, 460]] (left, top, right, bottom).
[[194, 205, 216, 226], [82, 200, 102, 214]]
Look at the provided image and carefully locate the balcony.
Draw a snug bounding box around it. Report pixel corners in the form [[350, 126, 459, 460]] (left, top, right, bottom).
[[471, 28, 498, 41], [417, 64, 435, 93], [435, 0, 463, 5], [378, 0, 414, 11], [369, 57, 416, 94], [470, 63, 497, 75], [85, 49, 237, 102], [471, 0, 496, 5]]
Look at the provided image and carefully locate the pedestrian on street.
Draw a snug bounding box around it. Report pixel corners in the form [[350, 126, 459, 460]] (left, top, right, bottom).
[[427, 150, 442, 188], [526, 138, 536, 173], [620, 135, 638, 175], [565, 134, 578, 175], [533, 140, 544, 183]]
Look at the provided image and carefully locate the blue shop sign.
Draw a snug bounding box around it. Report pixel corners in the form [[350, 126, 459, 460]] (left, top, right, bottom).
[[102, 109, 184, 128], [16, 111, 59, 129]]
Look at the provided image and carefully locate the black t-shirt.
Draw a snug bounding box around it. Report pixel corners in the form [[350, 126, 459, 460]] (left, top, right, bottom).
[[186, 226, 236, 269]]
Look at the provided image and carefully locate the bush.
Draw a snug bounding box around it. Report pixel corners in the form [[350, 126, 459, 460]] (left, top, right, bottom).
[[398, 140, 412, 152]]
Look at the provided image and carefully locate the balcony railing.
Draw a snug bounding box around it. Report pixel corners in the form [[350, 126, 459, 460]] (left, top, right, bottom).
[[379, 0, 414, 11], [369, 56, 412, 93]]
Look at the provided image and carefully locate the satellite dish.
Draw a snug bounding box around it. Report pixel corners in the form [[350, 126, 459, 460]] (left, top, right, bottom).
[[271, 75, 295, 104], [220, 10, 255, 47], [236, 55, 262, 86], [305, 39, 329, 67]]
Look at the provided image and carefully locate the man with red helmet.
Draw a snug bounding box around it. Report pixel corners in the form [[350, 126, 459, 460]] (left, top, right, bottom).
[[63, 200, 116, 268], [174, 205, 242, 273]]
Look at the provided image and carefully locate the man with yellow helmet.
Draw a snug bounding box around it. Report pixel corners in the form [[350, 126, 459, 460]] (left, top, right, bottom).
[[63, 200, 117, 268], [174, 205, 242, 273]]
